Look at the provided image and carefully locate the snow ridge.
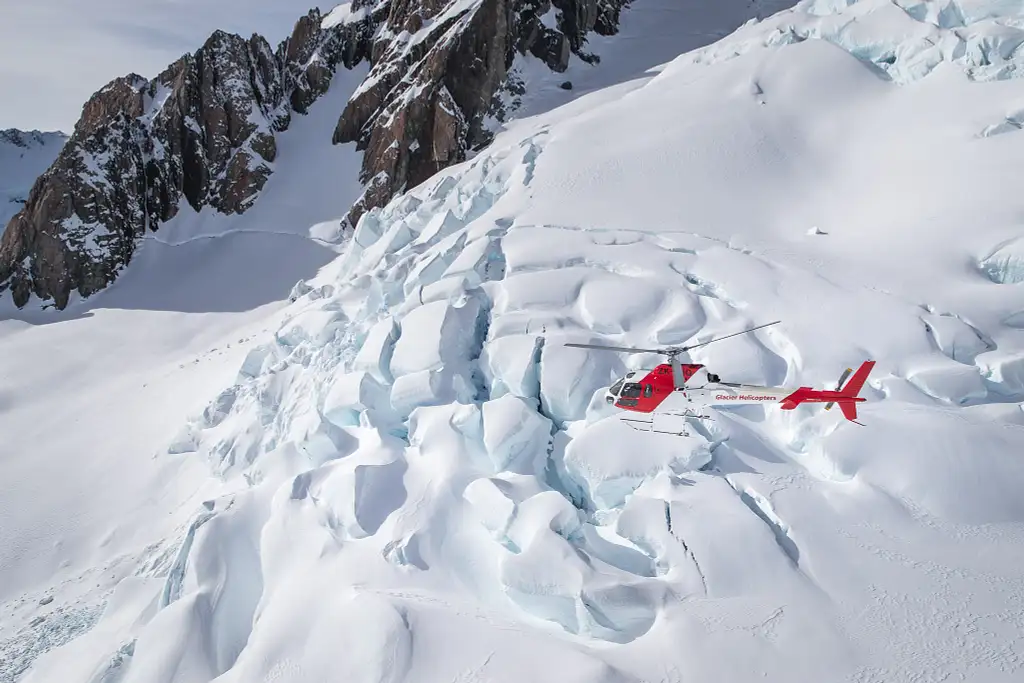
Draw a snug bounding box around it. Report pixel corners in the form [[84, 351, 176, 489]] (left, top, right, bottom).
[[686, 0, 1024, 84]]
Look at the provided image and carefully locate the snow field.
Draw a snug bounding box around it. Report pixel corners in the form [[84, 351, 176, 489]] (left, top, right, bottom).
[[692, 0, 1024, 85], [76, 129, 758, 680], [0, 63, 375, 681], [15, 0, 1024, 681]]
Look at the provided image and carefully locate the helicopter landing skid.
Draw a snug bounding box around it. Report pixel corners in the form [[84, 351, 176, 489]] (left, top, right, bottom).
[[620, 412, 712, 437]]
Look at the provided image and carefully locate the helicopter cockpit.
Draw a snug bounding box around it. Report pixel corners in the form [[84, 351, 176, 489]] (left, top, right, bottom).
[[606, 372, 646, 406], [606, 376, 638, 397], [605, 366, 722, 406]]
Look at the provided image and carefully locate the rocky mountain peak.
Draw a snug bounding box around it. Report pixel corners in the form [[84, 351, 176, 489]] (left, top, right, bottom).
[[0, 8, 364, 309], [1, 1, 629, 309], [332, 0, 629, 230]]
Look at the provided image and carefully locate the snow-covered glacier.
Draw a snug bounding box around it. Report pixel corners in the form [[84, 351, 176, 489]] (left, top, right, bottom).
[[10, 1, 1024, 682]]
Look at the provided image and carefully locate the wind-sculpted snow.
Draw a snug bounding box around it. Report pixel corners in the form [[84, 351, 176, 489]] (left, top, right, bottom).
[[564, 419, 711, 511], [73, 129, 760, 680], [15, 1, 1024, 681], [684, 0, 1024, 85], [981, 235, 1024, 284]]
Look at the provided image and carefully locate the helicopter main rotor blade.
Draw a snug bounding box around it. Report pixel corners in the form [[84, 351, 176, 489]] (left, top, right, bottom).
[[680, 320, 782, 352], [563, 320, 781, 357], [563, 342, 664, 354]]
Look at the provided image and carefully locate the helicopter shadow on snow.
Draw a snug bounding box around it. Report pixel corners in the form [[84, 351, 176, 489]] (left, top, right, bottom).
[[694, 406, 789, 475]]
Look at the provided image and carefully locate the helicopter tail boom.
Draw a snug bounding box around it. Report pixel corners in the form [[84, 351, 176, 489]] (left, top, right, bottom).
[[778, 360, 875, 423]]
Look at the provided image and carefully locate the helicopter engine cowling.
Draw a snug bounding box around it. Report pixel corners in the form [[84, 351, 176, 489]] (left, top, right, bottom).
[[686, 366, 711, 388]]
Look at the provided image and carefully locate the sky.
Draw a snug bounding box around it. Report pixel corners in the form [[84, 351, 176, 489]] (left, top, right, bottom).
[[0, 0, 334, 132]]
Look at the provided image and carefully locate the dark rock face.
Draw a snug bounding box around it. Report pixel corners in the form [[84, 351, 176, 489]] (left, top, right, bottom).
[[0, 9, 370, 309], [0, 129, 67, 232], [2, 1, 629, 309], [334, 0, 630, 230]]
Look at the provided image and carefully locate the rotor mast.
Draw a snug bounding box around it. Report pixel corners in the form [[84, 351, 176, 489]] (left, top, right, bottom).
[[666, 349, 685, 388]]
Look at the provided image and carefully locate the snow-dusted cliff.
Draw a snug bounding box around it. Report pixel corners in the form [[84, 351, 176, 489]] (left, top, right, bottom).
[[0, 130, 65, 234]]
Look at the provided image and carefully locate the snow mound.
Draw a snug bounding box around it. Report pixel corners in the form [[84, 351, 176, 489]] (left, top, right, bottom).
[[480, 394, 553, 474], [686, 0, 1024, 84], [980, 235, 1024, 283], [921, 309, 994, 363], [564, 418, 712, 510], [978, 349, 1024, 396], [905, 356, 988, 404], [978, 106, 1024, 136]]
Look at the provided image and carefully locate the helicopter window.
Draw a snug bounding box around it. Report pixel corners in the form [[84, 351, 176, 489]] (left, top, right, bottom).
[[620, 383, 642, 398], [610, 379, 624, 395], [617, 398, 638, 407], [643, 384, 653, 398]]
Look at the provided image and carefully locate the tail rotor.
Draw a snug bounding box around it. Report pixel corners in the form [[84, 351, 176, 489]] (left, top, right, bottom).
[[833, 360, 876, 425], [824, 366, 854, 411]]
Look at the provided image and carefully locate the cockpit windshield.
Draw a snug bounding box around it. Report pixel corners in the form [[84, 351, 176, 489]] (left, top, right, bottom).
[[620, 382, 643, 398], [610, 379, 624, 395]]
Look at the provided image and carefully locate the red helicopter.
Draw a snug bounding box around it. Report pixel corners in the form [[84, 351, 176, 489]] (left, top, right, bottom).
[[565, 321, 875, 435]]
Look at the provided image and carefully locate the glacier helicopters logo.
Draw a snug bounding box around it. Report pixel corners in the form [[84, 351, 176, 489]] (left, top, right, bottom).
[[715, 394, 777, 401]]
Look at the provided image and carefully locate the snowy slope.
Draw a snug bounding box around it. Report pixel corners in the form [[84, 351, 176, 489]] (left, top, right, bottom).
[[0, 65, 367, 680], [0, 130, 65, 235], [7, 0, 1024, 682], [508, 0, 800, 119]]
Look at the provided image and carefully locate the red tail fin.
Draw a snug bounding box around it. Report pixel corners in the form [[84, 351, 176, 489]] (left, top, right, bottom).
[[838, 360, 874, 424], [779, 361, 875, 423], [840, 360, 875, 397]]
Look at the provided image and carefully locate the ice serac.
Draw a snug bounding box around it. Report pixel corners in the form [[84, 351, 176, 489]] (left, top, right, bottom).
[[331, 0, 632, 230], [564, 417, 712, 510], [0, 9, 370, 309], [980, 236, 1024, 284]]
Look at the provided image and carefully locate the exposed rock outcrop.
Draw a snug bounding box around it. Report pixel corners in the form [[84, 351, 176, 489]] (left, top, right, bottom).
[[0, 9, 370, 308], [332, 0, 630, 230], [0, 129, 67, 233], [1, 1, 630, 309]]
